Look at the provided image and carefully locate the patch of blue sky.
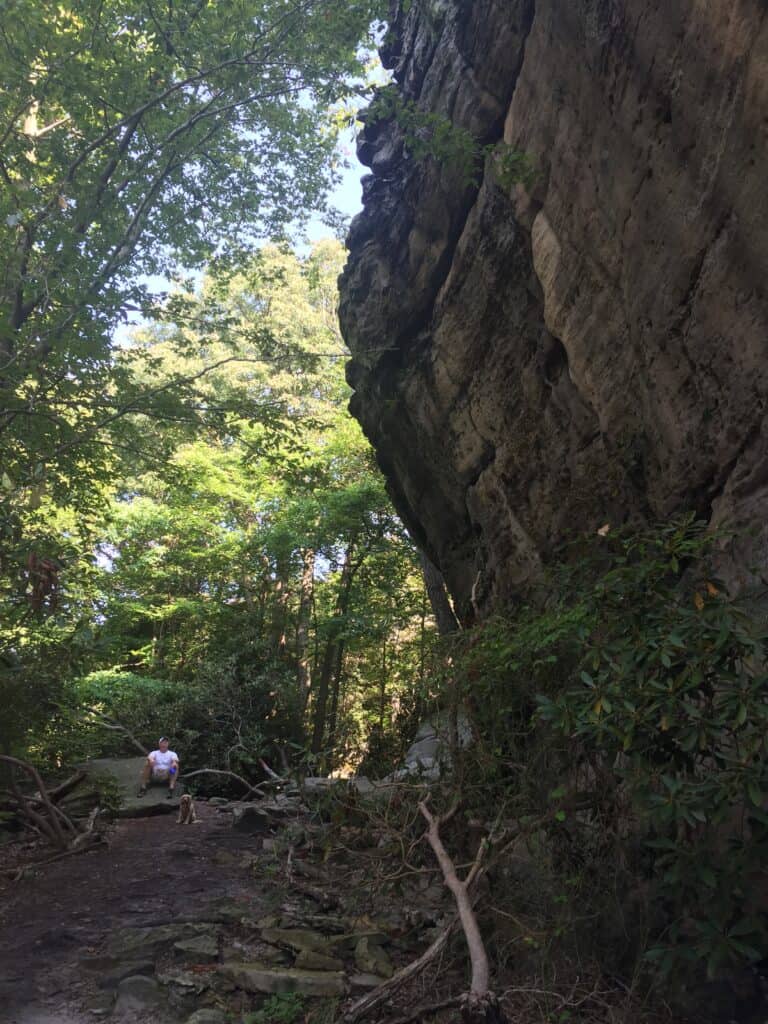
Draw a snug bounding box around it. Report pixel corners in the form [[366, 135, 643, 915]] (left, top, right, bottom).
[[112, 126, 366, 348]]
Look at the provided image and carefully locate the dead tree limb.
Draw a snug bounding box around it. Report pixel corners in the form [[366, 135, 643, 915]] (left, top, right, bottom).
[[258, 757, 283, 781], [181, 768, 270, 798], [1, 755, 69, 849], [72, 806, 100, 848], [420, 797, 489, 995], [11, 782, 59, 845], [342, 917, 458, 1023], [419, 797, 507, 1023], [343, 812, 550, 1023], [45, 769, 87, 803], [84, 710, 148, 755]]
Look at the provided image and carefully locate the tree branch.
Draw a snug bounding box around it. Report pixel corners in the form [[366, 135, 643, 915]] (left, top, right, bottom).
[[419, 797, 490, 999], [0, 755, 69, 849], [83, 710, 148, 755], [181, 768, 271, 799]]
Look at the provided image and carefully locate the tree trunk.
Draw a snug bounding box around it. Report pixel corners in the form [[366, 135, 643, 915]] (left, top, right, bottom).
[[312, 640, 335, 756], [326, 636, 346, 758], [419, 551, 460, 635], [296, 547, 315, 709], [379, 638, 387, 729], [270, 557, 290, 657], [311, 542, 357, 755]]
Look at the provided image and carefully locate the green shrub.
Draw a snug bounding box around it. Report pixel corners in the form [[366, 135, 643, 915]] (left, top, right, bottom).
[[451, 516, 768, 988], [243, 993, 305, 1024], [36, 653, 304, 791]]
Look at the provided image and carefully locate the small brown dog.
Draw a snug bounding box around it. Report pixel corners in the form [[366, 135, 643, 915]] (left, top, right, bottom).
[[176, 793, 198, 825]]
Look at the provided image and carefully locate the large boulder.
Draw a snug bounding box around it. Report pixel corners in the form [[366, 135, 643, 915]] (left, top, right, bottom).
[[229, 804, 271, 833], [82, 757, 184, 817]]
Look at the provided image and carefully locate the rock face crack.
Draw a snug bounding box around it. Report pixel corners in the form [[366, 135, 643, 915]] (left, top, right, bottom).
[[340, 0, 768, 615]]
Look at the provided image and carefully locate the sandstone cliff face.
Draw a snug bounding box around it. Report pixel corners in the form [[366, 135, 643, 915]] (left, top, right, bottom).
[[339, 0, 768, 619]]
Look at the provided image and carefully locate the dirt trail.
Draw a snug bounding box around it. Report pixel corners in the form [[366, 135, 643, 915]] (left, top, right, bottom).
[[0, 804, 263, 1024]]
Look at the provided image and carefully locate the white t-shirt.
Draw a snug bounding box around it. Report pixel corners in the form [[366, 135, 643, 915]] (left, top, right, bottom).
[[149, 749, 179, 774]]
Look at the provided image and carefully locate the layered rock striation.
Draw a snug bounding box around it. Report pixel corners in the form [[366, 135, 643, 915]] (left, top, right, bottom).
[[339, 0, 768, 619]]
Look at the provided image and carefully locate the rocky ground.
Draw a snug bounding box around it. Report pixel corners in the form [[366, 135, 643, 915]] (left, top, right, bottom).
[[0, 758, 688, 1024], [0, 772, 455, 1024]]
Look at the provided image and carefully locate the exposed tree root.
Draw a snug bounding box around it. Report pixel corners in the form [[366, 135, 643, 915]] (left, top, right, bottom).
[[1, 755, 72, 849], [460, 991, 507, 1023], [0, 757, 108, 880]]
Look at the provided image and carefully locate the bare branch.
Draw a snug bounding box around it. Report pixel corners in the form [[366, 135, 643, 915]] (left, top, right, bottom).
[[0, 755, 69, 849], [83, 710, 148, 756], [180, 768, 271, 799], [343, 916, 458, 1023], [419, 797, 490, 999]]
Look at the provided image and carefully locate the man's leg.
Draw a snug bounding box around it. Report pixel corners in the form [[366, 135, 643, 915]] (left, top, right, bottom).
[[138, 759, 152, 796], [167, 764, 178, 798]]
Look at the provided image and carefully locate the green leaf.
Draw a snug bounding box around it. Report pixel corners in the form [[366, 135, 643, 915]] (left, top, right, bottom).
[[747, 780, 763, 807], [698, 865, 717, 888]]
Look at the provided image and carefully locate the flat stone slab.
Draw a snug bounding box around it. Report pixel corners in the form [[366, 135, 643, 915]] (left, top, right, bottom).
[[349, 972, 388, 991], [157, 967, 210, 995], [219, 962, 348, 997], [84, 757, 184, 817], [174, 934, 219, 962], [107, 923, 214, 959], [294, 949, 344, 971], [260, 928, 329, 954], [79, 957, 155, 990]]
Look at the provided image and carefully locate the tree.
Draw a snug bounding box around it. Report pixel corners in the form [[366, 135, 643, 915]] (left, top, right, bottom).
[[0, 0, 383, 615], [8, 240, 439, 776], [0, 0, 380, 352]]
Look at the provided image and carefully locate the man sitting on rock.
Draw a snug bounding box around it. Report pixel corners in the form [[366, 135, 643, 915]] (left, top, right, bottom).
[[138, 737, 179, 798]]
